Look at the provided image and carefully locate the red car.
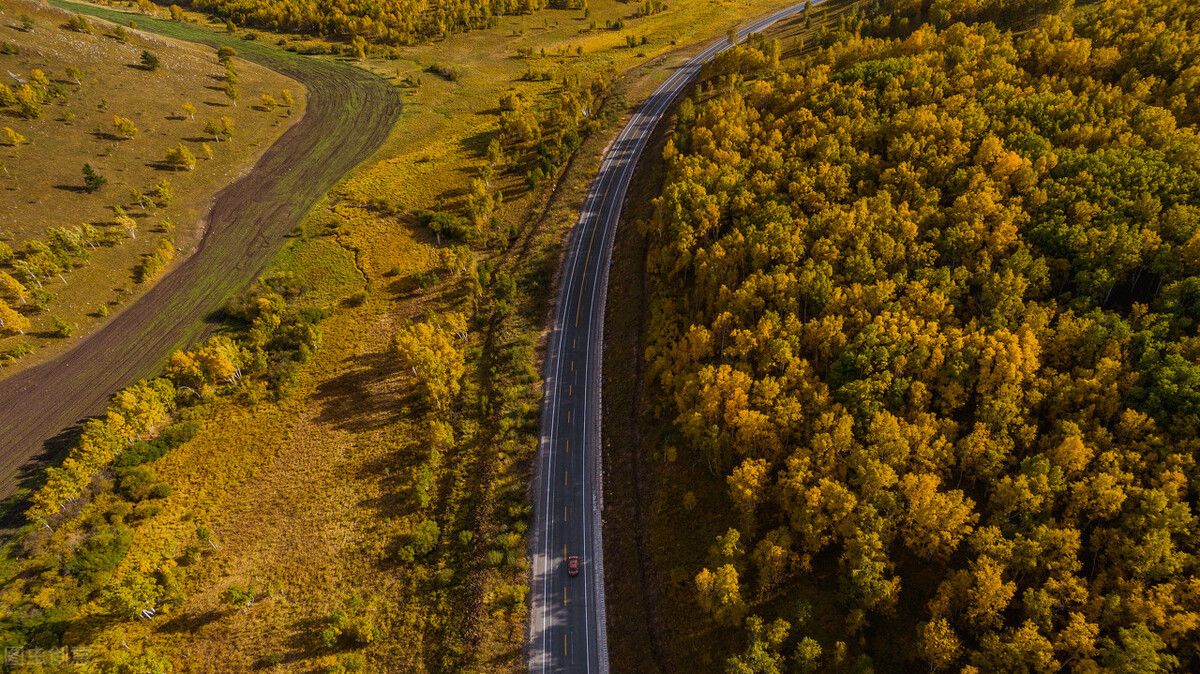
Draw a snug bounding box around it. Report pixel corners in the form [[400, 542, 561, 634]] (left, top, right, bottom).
[[567, 555, 579, 577]]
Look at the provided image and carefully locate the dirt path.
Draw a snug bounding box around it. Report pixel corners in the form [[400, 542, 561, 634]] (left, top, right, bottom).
[[0, 2, 401, 500]]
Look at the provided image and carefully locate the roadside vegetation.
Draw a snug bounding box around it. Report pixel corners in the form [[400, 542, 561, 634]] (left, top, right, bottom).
[[0, 0, 802, 670], [620, 0, 1200, 671], [0, 0, 303, 372]]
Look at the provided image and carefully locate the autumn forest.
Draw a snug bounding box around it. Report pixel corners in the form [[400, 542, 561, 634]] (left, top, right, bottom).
[[640, 0, 1200, 670]]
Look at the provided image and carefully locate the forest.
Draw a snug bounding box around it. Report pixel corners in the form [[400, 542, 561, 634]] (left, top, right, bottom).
[[640, 0, 1200, 670], [180, 0, 560, 45]]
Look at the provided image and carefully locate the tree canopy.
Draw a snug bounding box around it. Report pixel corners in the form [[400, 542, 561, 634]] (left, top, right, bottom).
[[644, 0, 1200, 670]]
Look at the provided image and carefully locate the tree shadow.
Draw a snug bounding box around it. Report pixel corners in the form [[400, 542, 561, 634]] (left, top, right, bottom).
[[312, 349, 421, 434], [157, 608, 224, 635], [89, 130, 123, 142], [143, 161, 183, 172], [164, 115, 186, 121], [282, 615, 332, 662], [458, 127, 493, 159], [52, 184, 89, 193], [0, 423, 82, 535]]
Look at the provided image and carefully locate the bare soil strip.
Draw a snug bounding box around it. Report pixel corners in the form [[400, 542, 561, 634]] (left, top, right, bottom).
[[0, 1, 401, 500]]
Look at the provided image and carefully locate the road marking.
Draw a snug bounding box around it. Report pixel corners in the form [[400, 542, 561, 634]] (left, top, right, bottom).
[[568, 410, 572, 424], [565, 506, 567, 521], [533, 5, 813, 671], [564, 587, 567, 606], [565, 470, 568, 486]]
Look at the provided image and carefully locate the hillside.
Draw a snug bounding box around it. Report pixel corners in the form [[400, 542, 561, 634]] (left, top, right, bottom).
[[620, 0, 1200, 671], [0, 0, 303, 373]]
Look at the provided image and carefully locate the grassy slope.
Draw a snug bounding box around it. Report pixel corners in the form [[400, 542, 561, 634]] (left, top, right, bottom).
[[0, 0, 303, 374], [4, 0, 812, 671], [0, 0, 399, 502]]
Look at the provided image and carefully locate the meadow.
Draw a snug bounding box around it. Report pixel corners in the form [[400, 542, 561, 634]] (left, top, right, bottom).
[[0, 0, 303, 371]]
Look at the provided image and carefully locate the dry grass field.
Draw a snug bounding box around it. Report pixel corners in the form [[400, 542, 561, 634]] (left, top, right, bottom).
[[0, 0, 303, 372]]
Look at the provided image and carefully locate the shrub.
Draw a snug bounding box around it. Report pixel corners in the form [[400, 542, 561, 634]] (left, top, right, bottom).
[[426, 63, 462, 82], [52, 315, 76, 337], [413, 209, 475, 243], [66, 14, 92, 33], [131, 502, 163, 520], [66, 524, 132, 587]]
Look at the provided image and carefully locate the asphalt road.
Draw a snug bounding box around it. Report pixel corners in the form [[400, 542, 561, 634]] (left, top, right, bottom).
[[0, 2, 400, 501], [528, 3, 812, 671]]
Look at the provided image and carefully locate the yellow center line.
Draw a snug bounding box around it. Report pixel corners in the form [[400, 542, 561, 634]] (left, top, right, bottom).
[[564, 471, 568, 486], [575, 180, 616, 326], [567, 410, 571, 424]]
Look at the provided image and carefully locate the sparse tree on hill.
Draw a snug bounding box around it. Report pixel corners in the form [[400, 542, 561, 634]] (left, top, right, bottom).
[[224, 82, 239, 106], [153, 179, 173, 206], [2, 127, 25, 146], [0, 301, 29, 336], [0, 271, 28, 306], [223, 66, 238, 85], [391, 316, 468, 410], [201, 142, 213, 160], [66, 14, 92, 33], [182, 102, 196, 120], [219, 116, 235, 139], [170, 4, 185, 21], [217, 46, 237, 65], [260, 93, 276, 111], [203, 119, 222, 142], [165, 144, 196, 171], [82, 164, 106, 193], [280, 89, 293, 106], [141, 51, 160, 71], [113, 115, 138, 139], [65, 66, 83, 85], [115, 213, 138, 240]]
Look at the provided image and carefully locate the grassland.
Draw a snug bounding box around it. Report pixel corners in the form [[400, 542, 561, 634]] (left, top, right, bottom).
[[0, 0, 808, 670], [0, 0, 399, 501], [0, 0, 303, 372]]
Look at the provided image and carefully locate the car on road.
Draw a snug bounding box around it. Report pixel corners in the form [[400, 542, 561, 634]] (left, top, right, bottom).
[[567, 555, 579, 576]]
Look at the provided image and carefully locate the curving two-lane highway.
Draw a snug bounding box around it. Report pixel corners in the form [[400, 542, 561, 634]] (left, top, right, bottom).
[[528, 3, 813, 671]]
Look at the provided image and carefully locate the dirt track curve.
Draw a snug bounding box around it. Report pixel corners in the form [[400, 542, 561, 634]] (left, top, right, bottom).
[[0, 1, 401, 499]]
